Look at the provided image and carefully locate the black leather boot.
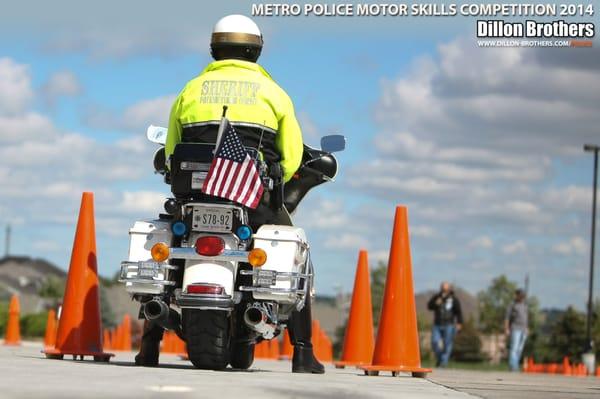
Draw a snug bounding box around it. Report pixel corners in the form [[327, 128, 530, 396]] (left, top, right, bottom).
[[134, 320, 163, 367], [292, 343, 325, 374], [288, 287, 325, 374]]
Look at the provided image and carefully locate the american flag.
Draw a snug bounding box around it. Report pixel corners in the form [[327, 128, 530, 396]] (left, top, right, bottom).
[[202, 119, 264, 209]]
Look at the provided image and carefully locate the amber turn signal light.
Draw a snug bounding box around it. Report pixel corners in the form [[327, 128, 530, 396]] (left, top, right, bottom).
[[150, 242, 170, 262], [248, 248, 267, 267]]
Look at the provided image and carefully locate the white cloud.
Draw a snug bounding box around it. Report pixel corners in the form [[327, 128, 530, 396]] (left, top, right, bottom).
[[295, 198, 350, 230], [552, 236, 587, 256], [120, 191, 167, 214], [42, 70, 82, 105], [0, 57, 33, 115], [502, 240, 527, 255], [324, 233, 365, 250], [469, 235, 493, 249], [431, 251, 457, 261], [543, 185, 593, 212], [410, 225, 436, 238], [85, 94, 175, 133], [0, 112, 58, 143], [0, 58, 167, 239], [122, 95, 175, 131]]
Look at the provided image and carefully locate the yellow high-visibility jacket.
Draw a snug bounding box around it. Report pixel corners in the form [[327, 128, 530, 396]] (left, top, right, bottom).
[[165, 59, 303, 182]]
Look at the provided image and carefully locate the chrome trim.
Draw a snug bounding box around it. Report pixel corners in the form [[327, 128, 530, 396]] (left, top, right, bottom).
[[239, 286, 304, 294], [239, 270, 311, 279], [174, 289, 234, 310], [118, 261, 177, 286], [119, 278, 176, 286], [243, 303, 278, 339], [170, 247, 249, 261]]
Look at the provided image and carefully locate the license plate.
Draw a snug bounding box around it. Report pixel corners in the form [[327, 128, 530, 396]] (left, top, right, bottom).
[[138, 261, 160, 278], [192, 207, 233, 233], [255, 270, 277, 287]]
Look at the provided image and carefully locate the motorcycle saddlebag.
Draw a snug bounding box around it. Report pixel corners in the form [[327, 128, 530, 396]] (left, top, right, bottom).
[[170, 143, 215, 198]]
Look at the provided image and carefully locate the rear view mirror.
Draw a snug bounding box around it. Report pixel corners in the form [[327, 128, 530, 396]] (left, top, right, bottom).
[[153, 147, 166, 175], [147, 125, 168, 145], [320, 135, 346, 153]]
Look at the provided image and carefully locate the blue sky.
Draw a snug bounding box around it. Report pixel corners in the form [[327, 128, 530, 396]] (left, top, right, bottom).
[[0, 1, 599, 309]]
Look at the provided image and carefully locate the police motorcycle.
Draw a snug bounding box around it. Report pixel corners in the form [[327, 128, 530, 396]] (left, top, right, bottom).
[[119, 123, 344, 370]]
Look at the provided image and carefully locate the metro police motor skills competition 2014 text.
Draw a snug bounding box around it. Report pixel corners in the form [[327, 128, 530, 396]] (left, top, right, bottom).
[[252, 3, 595, 17]]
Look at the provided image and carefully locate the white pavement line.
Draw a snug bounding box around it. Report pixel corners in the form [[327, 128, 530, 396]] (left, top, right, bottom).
[[146, 385, 194, 392]]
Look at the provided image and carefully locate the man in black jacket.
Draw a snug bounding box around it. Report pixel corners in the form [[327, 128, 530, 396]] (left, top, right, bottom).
[[427, 282, 463, 367]]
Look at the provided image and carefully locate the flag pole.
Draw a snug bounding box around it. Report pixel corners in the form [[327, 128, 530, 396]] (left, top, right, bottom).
[[214, 106, 229, 153]]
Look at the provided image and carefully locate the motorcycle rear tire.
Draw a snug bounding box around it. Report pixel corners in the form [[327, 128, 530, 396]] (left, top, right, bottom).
[[229, 341, 255, 370], [184, 309, 230, 370]]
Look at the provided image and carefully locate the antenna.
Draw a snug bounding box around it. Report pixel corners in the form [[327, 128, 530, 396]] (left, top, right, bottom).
[[214, 105, 229, 152], [4, 224, 10, 257], [257, 121, 266, 152]]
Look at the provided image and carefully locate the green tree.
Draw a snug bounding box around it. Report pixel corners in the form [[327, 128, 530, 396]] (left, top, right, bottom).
[[370, 261, 387, 327], [99, 285, 117, 328], [20, 311, 48, 337], [452, 318, 486, 362], [522, 295, 544, 359], [38, 276, 65, 299], [0, 301, 8, 336], [546, 306, 587, 363], [477, 275, 518, 334]]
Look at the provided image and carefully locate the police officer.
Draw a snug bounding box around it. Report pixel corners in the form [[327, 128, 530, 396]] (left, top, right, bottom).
[[135, 15, 324, 374]]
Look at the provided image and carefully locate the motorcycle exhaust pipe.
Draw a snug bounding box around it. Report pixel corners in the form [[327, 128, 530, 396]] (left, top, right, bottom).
[[143, 299, 183, 339], [244, 306, 276, 339], [144, 299, 169, 321]]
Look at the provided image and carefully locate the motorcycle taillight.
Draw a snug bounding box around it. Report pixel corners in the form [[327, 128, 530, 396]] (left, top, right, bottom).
[[186, 283, 224, 295], [194, 236, 225, 256]]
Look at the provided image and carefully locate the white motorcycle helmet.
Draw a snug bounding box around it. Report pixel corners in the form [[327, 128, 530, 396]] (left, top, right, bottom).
[[210, 15, 263, 62]]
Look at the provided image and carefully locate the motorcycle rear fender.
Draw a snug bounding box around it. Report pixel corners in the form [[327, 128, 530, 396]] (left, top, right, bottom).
[[182, 233, 239, 296]]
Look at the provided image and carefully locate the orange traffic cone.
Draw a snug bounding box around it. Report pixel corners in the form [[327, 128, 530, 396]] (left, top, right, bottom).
[[175, 334, 186, 356], [44, 192, 113, 361], [279, 329, 293, 360], [269, 338, 280, 359], [114, 325, 123, 351], [360, 206, 431, 377], [312, 320, 324, 361], [161, 331, 172, 353], [562, 357, 571, 376], [110, 329, 116, 350], [121, 315, 132, 351], [103, 329, 112, 350], [595, 366, 600, 377], [254, 341, 263, 358], [3, 295, 21, 346], [255, 340, 268, 359], [334, 250, 374, 368], [43, 309, 58, 349], [320, 330, 333, 363]]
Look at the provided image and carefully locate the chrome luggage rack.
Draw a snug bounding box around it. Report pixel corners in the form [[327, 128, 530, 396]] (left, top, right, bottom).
[[118, 261, 178, 286]]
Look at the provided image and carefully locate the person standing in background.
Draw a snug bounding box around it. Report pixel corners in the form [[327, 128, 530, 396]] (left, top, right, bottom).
[[428, 282, 463, 367], [505, 289, 528, 371]]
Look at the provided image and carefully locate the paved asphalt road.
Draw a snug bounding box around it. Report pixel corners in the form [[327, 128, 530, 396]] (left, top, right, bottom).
[[2, 343, 599, 398], [430, 368, 600, 399]]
